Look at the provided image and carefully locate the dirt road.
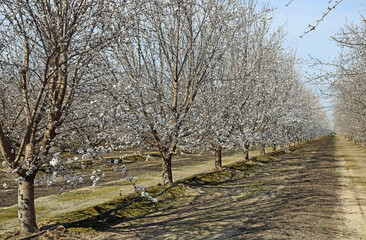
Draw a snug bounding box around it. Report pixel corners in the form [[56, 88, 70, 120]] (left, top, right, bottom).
[[93, 136, 366, 239], [335, 136, 366, 239]]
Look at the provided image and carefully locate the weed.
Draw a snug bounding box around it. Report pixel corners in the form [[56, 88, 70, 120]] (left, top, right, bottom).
[[334, 170, 341, 177], [319, 225, 327, 231]]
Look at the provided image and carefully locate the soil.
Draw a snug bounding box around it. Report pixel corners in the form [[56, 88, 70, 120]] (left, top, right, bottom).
[[79, 136, 365, 239], [0, 151, 233, 208], [5, 136, 366, 239], [335, 136, 366, 238]]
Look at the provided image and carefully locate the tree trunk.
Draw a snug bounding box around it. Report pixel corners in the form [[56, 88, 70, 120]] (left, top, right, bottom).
[[244, 143, 250, 161], [215, 145, 222, 170], [260, 143, 266, 156], [18, 175, 38, 234], [162, 155, 173, 185], [139, 146, 144, 156], [272, 143, 277, 152]]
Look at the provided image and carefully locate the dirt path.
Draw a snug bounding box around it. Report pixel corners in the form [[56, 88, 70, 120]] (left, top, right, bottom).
[[335, 136, 366, 239], [90, 136, 364, 239]]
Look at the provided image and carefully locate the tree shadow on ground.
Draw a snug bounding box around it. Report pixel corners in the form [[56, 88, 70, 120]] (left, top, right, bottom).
[[95, 137, 344, 239]]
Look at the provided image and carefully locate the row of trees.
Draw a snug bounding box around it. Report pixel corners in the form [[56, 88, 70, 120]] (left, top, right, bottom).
[[100, 0, 331, 184], [0, 0, 331, 235], [329, 17, 366, 143]]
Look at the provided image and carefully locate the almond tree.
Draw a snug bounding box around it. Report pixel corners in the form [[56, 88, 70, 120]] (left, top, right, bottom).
[[106, 0, 241, 185], [197, 1, 271, 167], [229, 15, 286, 156], [0, 0, 132, 234], [186, 1, 332, 168], [331, 18, 366, 143], [228, 18, 331, 156]]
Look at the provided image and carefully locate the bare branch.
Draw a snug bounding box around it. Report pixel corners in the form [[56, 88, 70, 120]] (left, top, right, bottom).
[[300, 0, 344, 38]]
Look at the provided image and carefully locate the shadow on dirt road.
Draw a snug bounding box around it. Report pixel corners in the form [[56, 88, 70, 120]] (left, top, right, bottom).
[[93, 136, 357, 239]]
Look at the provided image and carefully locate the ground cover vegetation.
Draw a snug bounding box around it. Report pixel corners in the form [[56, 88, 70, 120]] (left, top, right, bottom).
[[0, 138, 311, 239], [0, 0, 331, 235]]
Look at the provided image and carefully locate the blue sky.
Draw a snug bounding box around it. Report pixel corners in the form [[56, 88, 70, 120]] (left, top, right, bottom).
[[258, 0, 365, 124], [261, 0, 364, 61]]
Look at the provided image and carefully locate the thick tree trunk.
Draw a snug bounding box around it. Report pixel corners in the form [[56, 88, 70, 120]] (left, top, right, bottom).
[[18, 175, 38, 234], [215, 145, 222, 170], [162, 155, 173, 185], [244, 143, 250, 161], [260, 143, 266, 156]]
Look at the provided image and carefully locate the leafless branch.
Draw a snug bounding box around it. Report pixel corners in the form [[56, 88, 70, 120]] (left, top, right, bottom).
[[300, 0, 344, 38]]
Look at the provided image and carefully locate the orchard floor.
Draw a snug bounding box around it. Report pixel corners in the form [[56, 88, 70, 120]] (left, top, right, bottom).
[[0, 147, 254, 232], [3, 136, 366, 239], [0, 150, 243, 208], [82, 136, 366, 239]]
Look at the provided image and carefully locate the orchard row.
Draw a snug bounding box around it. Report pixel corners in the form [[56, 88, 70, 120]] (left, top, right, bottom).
[[0, 0, 330, 234]]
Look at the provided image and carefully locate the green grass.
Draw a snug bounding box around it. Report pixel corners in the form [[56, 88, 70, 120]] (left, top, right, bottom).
[[44, 158, 265, 235], [0, 202, 48, 222], [56, 186, 121, 202], [31, 159, 258, 234], [0, 208, 18, 221], [251, 155, 274, 163], [50, 183, 191, 232]]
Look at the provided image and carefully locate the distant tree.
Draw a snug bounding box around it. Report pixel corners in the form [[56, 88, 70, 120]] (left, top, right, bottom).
[[331, 19, 366, 143], [192, 0, 269, 169]]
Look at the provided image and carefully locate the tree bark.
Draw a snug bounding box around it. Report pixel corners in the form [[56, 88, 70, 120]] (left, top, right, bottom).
[[0, 121, 15, 164], [215, 145, 222, 170], [260, 142, 266, 156], [244, 143, 250, 161], [272, 143, 277, 152], [139, 146, 144, 156], [25, 142, 35, 165], [162, 155, 173, 185], [18, 175, 38, 234]]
